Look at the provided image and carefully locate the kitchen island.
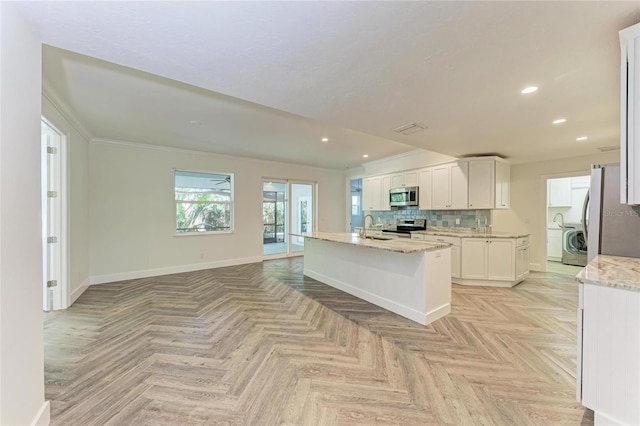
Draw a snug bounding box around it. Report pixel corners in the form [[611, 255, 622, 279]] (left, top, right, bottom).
[[292, 232, 451, 326]]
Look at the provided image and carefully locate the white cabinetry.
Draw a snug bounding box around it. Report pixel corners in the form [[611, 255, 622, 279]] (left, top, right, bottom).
[[432, 161, 468, 210], [414, 234, 460, 278], [548, 178, 572, 207], [515, 237, 530, 281], [547, 227, 563, 261], [459, 236, 528, 287], [579, 282, 640, 424], [620, 23, 640, 205], [495, 160, 511, 209], [390, 170, 418, 188], [380, 175, 391, 211], [418, 168, 432, 210], [363, 175, 391, 211], [468, 159, 493, 209], [362, 156, 509, 211], [363, 176, 380, 211], [468, 158, 510, 209]]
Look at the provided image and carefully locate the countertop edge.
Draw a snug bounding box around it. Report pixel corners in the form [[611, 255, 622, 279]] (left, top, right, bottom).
[[411, 230, 530, 239], [291, 232, 451, 254], [576, 254, 640, 292]]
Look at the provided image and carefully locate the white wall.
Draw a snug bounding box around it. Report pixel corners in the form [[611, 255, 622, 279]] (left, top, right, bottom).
[[41, 94, 91, 303], [0, 3, 48, 424], [89, 140, 345, 283], [492, 151, 619, 271]]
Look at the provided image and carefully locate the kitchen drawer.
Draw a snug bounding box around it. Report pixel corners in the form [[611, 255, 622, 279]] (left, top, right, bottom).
[[421, 235, 461, 246], [516, 236, 529, 247]]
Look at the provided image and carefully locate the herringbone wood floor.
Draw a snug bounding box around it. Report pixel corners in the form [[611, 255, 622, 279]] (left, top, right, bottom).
[[45, 258, 592, 425]]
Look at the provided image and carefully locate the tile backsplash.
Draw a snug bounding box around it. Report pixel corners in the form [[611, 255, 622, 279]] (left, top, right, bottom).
[[367, 207, 492, 229]]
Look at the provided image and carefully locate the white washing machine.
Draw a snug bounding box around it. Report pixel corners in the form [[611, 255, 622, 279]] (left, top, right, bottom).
[[562, 223, 587, 266]]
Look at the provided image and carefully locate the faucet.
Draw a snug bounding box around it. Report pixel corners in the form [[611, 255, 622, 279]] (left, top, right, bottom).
[[361, 214, 375, 239], [553, 213, 564, 228]]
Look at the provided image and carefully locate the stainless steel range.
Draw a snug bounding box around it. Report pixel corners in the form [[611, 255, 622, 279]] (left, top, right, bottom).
[[382, 219, 426, 238]]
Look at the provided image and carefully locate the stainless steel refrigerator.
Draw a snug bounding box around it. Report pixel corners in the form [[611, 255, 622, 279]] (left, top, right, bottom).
[[585, 163, 640, 261]]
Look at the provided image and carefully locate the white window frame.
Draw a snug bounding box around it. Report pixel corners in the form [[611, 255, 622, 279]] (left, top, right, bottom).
[[174, 169, 234, 236]]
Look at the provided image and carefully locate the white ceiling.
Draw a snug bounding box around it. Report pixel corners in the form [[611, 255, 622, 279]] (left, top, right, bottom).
[[15, 1, 640, 169]]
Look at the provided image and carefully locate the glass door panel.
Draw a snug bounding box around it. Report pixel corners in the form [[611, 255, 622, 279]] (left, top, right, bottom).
[[263, 181, 288, 256], [350, 178, 363, 232], [291, 183, 314, 253]]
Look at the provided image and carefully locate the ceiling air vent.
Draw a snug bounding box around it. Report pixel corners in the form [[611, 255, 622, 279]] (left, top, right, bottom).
[[393, 123, 425, 135], [598, 145, 620, 152]]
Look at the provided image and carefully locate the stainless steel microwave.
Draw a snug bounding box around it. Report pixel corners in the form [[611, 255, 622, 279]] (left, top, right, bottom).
[[389, 186, 419, 207]]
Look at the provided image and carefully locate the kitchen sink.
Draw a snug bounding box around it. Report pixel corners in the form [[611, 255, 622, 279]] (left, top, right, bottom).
[[365, 236, 393, 241]]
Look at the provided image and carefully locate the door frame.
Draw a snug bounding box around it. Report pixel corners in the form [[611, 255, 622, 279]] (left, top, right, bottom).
[[541, 171, 590, 273], [346, 174, 364, 233], [262, 178, 317, 259], [41, 117, 69, 310]]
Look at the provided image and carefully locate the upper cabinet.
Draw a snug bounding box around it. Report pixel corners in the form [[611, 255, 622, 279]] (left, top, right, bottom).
[[432, 161, 468, 210], [390, 170, 418, 188], [363, 175, 391, 211], [620, 23, 640, 205], [548, 177, 571, 207], [418, 168, 432, 210], [468, 158, 511, 209], [363, 156, 509, 211], [495, 160, 510, 209]]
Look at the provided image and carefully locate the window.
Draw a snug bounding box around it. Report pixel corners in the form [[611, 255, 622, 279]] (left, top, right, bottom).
[[175, 170, 233, 233]]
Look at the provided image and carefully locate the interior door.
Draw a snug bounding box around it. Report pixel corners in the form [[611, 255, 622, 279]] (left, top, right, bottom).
[[42, 121, 64, 310]]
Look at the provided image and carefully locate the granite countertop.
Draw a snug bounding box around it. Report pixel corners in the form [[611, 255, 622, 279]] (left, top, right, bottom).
[[411, 228, 530, 239], [576, 255, 640, 292], [291, 232, 451, 254]]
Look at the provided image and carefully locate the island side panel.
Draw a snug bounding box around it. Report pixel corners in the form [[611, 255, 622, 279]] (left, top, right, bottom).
[[302, 238, 451, 325]]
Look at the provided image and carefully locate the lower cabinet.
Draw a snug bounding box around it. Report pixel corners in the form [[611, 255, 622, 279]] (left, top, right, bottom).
[[460, 236, 529, 287], [578, 282, 640, 425], [413, 234, 529, 287]]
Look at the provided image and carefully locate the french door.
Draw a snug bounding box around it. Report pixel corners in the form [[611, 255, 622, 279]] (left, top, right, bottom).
[[262, 179, 315, 257]]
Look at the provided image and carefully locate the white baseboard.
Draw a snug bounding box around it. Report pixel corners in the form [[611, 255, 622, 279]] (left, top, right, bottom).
[[529, 262, 543, 272], [304, 268, 450, 326], [452, 277, 524, 288], [31, 401, 50, 426], [89, 256, 263, 285], [69, 277, 90, 306]]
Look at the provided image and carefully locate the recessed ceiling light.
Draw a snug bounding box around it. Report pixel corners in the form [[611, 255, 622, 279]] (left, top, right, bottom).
[[553, 118, 567, 124], [576, 136, 588, 141], [321, 137, 329, 142], [189, 120, 200, 125], [363, 154, 369, 158], [521, 86, 538, 94]]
